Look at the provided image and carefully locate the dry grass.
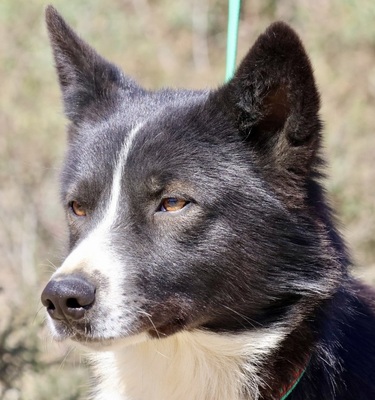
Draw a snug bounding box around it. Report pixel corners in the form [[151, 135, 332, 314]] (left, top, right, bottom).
[[0, 0, 374, 397]]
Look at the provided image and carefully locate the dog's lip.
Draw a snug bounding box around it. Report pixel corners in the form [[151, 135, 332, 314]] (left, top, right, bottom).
[[50, 317, 144, 345], [49, 317, 90, 340], [62, 328, 123, 345], [69, 317, 188, 343], [53, 322, 122, 343]]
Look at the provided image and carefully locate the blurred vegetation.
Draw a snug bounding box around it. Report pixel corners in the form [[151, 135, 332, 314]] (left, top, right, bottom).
[[0, 0, 374, 398]]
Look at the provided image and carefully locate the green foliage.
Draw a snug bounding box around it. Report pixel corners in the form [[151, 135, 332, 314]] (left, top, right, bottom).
[[1, 0, 374, 398]]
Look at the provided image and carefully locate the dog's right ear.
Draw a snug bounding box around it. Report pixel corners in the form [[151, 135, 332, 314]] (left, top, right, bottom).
[[45, 6, 138, 124]]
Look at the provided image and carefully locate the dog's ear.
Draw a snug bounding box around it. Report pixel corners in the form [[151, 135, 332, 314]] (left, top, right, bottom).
[[45, 6, 138, 123], [214, 22, 322, 197]]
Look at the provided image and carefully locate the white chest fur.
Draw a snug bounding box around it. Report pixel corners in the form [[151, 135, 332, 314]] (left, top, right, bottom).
[[89, 329, 285, 400]]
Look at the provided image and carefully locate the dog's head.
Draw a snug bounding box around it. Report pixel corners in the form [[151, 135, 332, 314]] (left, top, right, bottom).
[[41, 6, 342, 349]]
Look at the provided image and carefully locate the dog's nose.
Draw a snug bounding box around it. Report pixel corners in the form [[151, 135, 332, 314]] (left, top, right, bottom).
[[41, 276, 96, 321]]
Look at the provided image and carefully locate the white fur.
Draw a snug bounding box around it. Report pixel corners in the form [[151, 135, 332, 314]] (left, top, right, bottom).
[[88, 328, 286, 400]]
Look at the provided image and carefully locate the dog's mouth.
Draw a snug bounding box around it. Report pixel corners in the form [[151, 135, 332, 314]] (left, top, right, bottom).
[[45, 303, 193, 348], [48, 318, 94, 341], [48, 307, 192, 349]]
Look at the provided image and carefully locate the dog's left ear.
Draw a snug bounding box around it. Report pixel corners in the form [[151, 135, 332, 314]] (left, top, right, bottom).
[[214, 22, 322, 187], [45, 6, 139, 124]]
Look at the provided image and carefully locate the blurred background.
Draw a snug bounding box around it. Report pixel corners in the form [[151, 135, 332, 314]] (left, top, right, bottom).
[[0, 0, 374, 398]]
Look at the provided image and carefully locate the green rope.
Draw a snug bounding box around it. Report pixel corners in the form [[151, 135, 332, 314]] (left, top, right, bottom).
[[225, 0, 241, 82], [280, 365, 308, 400]]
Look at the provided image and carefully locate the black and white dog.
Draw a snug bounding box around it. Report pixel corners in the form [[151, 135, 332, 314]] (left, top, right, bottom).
[[41, 6, 375, 399]]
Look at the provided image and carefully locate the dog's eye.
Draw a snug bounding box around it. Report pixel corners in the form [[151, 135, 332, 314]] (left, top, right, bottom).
[[70, 201, 87, 217], [160, 198, 188, 212]]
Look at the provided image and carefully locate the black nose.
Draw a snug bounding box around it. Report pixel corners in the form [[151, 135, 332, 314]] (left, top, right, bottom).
[[41, 276, 96, 321]]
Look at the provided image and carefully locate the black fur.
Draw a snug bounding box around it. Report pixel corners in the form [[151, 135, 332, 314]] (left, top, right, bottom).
[[43, 5, 375, 399]]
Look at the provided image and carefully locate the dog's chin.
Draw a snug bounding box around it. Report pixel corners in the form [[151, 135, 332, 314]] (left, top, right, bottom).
[[72, 332, 151, 352]]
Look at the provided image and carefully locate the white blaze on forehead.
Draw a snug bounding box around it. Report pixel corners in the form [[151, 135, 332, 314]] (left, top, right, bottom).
[[99, 123, 143, 233], [55, 123, 143, 276]]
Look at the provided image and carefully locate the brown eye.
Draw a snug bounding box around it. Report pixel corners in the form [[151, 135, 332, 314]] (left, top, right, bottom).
[[160, 198, 188, 212], [70, 201, 87, 217]]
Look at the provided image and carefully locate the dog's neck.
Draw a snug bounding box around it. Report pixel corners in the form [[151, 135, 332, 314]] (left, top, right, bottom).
[[89, 328, 288, 400]]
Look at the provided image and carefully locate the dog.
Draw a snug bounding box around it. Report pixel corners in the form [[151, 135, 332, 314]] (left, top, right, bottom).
[[41, 5, 375, 400]]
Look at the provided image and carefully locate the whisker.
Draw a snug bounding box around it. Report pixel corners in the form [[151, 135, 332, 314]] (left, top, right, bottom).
[[59, 346, 75, 370], [137, 310, 162, 340], [222, 305, 262, 329], [46, 259, 59, 272], [33, 305, 45, 323]]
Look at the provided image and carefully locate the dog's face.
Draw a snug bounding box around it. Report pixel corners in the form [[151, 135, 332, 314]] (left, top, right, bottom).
[[42, 7, 337, 349]]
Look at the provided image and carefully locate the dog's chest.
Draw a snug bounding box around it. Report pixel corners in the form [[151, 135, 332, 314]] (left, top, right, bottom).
[[89, 330, 283, 400]]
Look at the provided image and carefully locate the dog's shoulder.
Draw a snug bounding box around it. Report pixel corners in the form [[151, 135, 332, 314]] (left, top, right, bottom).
[[305, 279, 375, 398]]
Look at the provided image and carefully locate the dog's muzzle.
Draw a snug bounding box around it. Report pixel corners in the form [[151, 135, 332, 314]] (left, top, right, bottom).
[[41, 275, 96, 321]]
